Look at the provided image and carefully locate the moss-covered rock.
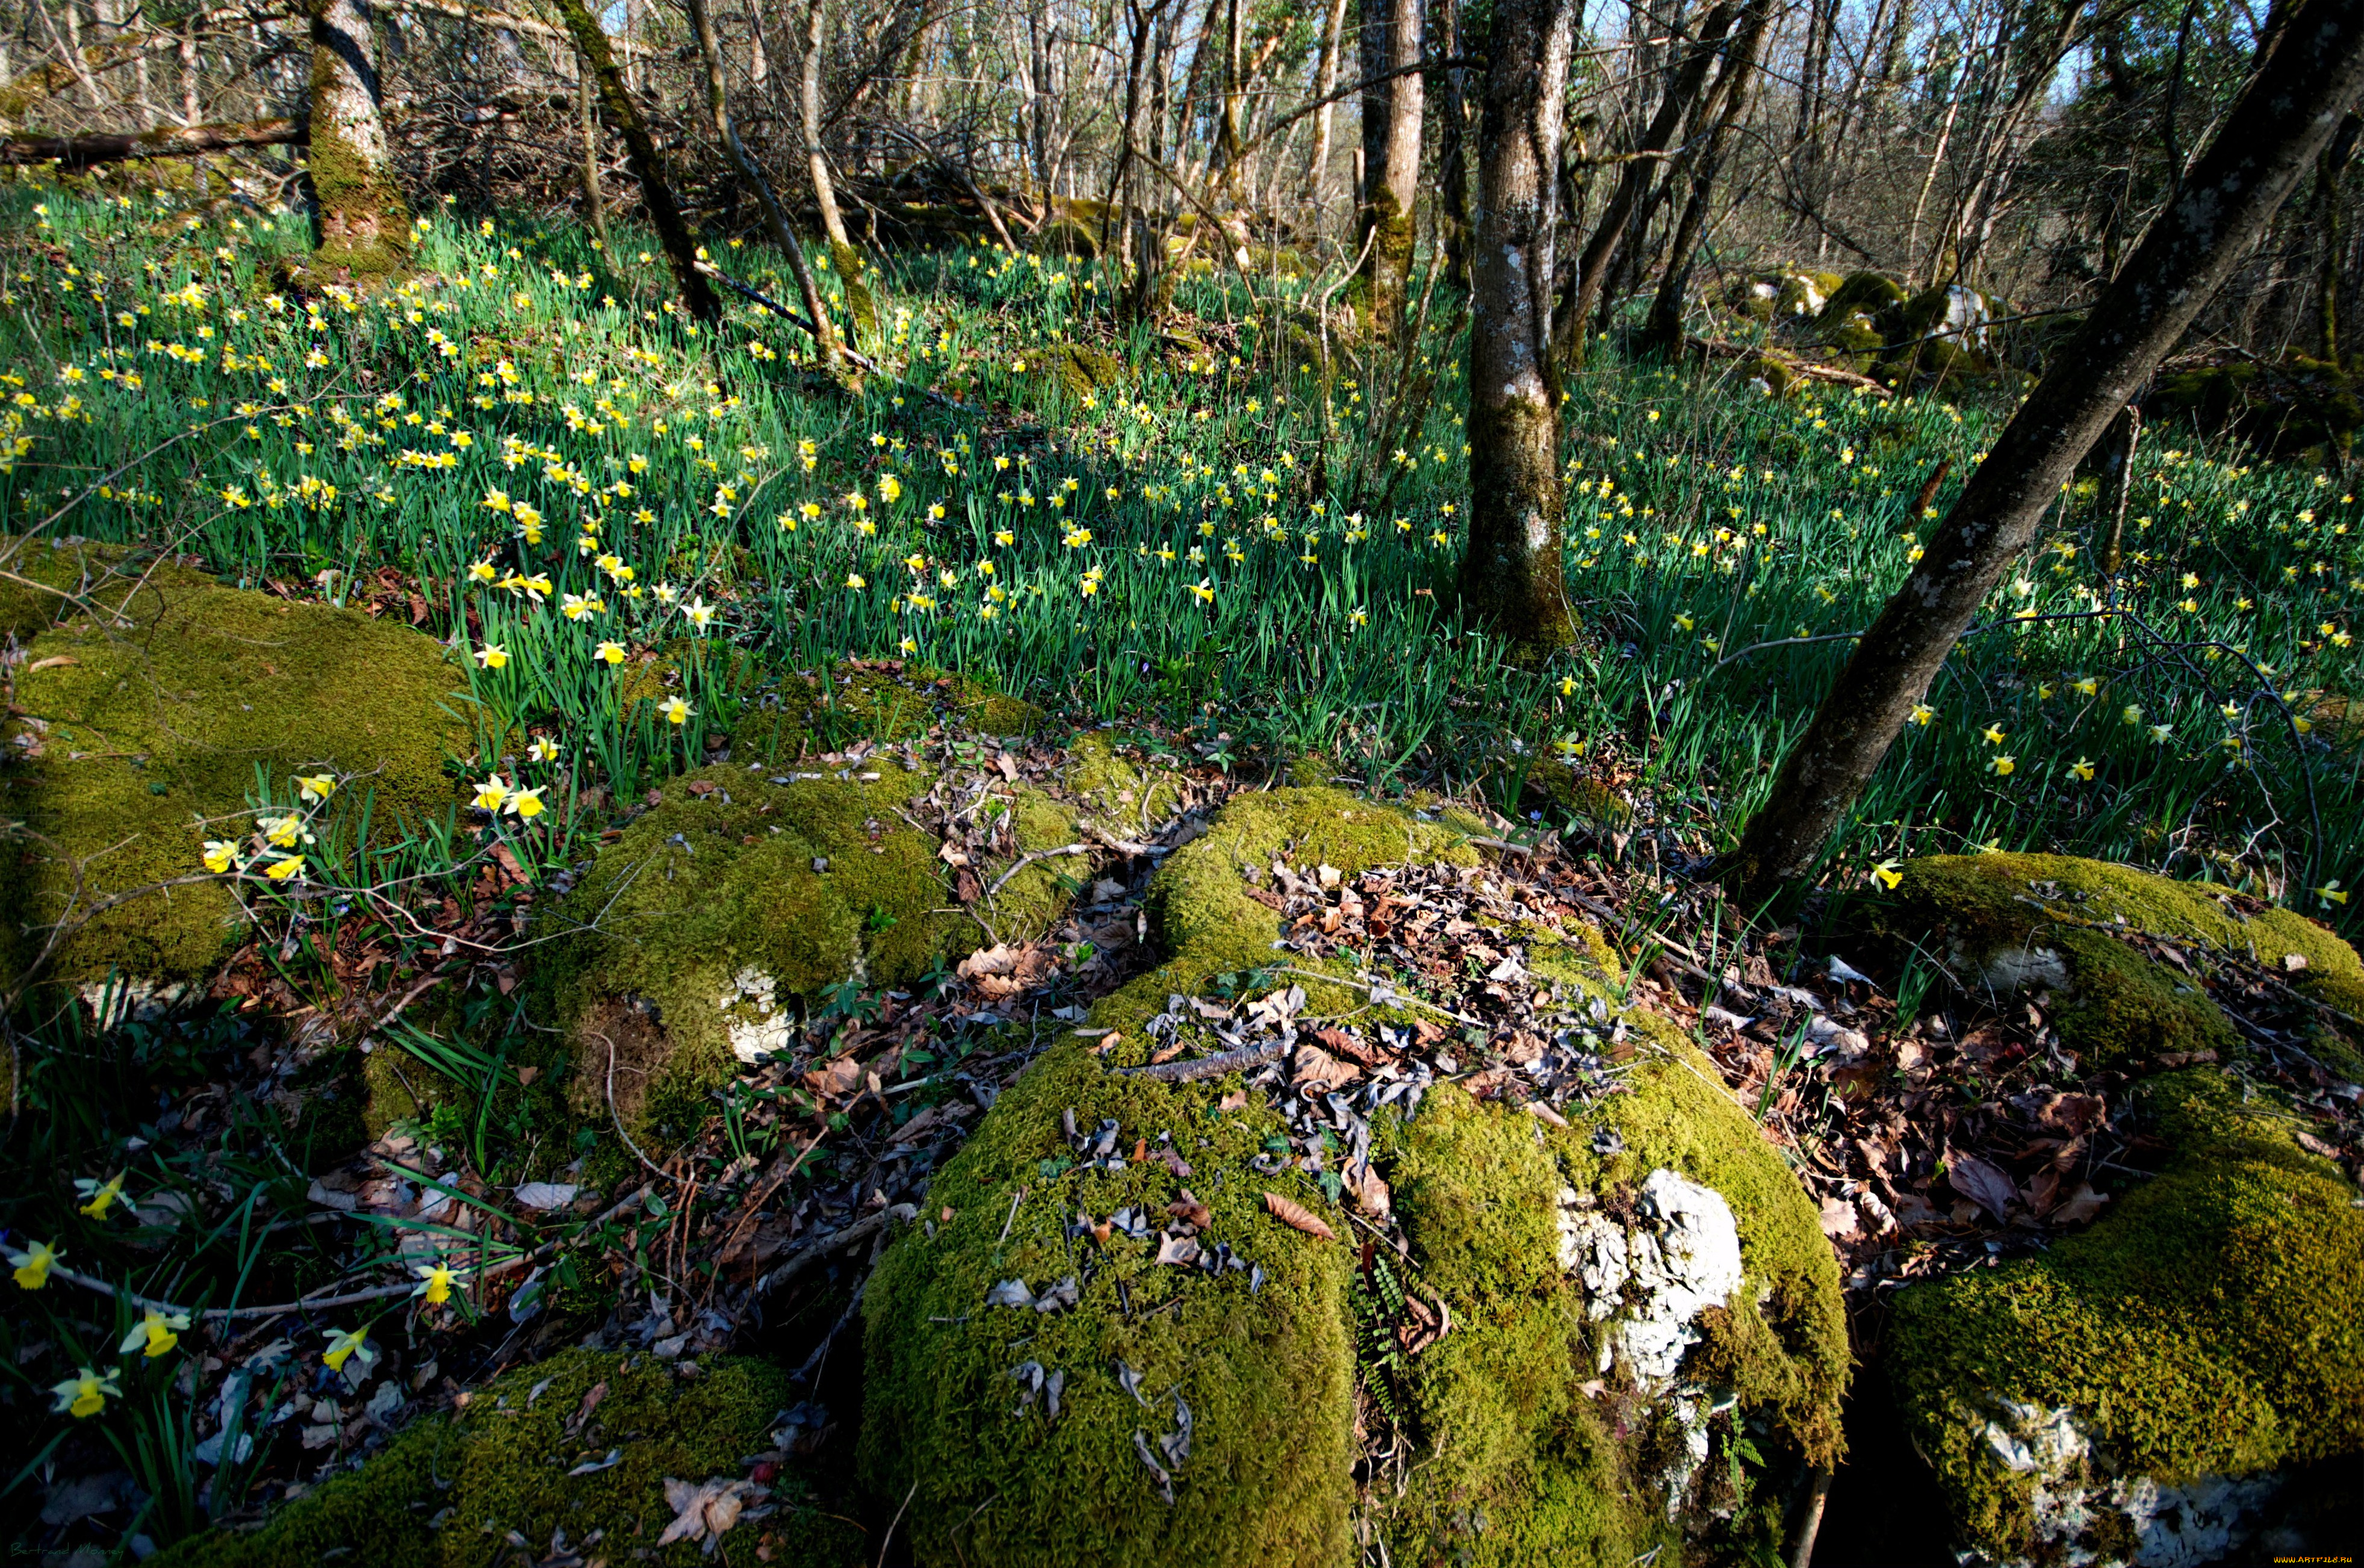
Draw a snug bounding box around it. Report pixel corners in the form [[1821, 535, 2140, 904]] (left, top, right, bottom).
[[542, 760, 1081, 1144], [1, 563, 470, 988], [1814, 309, 1886, 375], [153, 1349, 862, 1567], [1887, 1067, 2364, 1566], [1866, 852, 2363, 1073], [1817, 271, 1908, 323], [1046, 343, 1125, 401], [862, 788, 1848, 1566], [2149, 354, 2361, 457], [727, 660, 1045, 759]]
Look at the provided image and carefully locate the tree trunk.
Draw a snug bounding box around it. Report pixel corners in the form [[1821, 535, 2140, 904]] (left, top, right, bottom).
[[307, 0, 406, 275], [1639, 0, 1767, 355], [553, 0, 719, 322], [685, 0, 842, 372], [1456, 0, 1578, 658], [1357, 0, 1422, 340], [575, 49, 607, 247], [1549, 0, 1736, 373], [804, 0, 876, 344], [1730, 0, 2364, 901], [1435, 0, 1472, 284], [2315, 110, 2362, 361], [1306, 0, 1350, 212]]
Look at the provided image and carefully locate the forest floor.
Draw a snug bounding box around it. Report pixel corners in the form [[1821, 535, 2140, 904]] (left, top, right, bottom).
[[1, 174, 2359, 1564]]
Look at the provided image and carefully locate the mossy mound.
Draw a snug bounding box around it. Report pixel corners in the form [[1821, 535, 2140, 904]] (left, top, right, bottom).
[[542, 759, 1082, 1143], [1816, 271, 1908, 323], [2149, 353, 2361, 457], [1813, 309, 1886, 375], [0, 534, 218, 640], [724, 659, 1046, 758], [1046, 343, 1125, 400], [1887, 1067, 2364, 1566], [1, 563, 470, 988], [862, 788, 1847, 1566], [153, 1348, 861, 1567], [1866, 852, 2363, 1073]]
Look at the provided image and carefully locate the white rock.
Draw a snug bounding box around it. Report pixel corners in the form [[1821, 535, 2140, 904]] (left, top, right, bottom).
[[1559, 1168, 1743, 1387]]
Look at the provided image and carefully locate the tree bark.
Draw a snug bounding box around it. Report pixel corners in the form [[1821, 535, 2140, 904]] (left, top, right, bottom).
[[307, 0, 406, 275], [684, 0, 842, 372], [574, 49, 607, 247], [1435, 0, 1472, 284], [1356, 0, 1423, 340], [0, 115, 303, 166], [552, 0, 720, 322], [1550, 0, 1736, 373], [1456, 0, 1578, 658], [2315, 110, 2362, 362], [1730, 0, 2364, 900]]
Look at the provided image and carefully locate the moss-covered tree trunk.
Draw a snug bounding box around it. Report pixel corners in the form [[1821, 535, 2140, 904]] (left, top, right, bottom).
[[551, 0, 721, 323], [1456, 0, 1578, 659], [1355, 0, 1422, 341], [1547, 0, 1736, 374], [306, 0, 406, 276], [1730, 0, 2364, 902]]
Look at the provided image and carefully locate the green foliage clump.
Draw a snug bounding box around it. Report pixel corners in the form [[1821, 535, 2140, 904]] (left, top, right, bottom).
[[1887, 1068, 2364, 1561], [725, 660, 1045, 760], [0, 564, 470, 987], [541, 760, 1078, 1142], [154, 1349, 860, 1567]]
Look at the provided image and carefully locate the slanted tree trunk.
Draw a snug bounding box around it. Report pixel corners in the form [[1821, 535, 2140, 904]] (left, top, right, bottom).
[[1639, 0, 1768, 355], [684, 0, 842, 373], [1456, 0, 1579, 658], [1730, 0, 2364, 902], [1435, 0, 1472, 284], [574, 49, 607, 247], [552, 0, 719, 322], [1356, 0, 1423, 341], [802, 0, 876, 346], [1549, 0, 1736, 372], [307, 0, 406, 275]]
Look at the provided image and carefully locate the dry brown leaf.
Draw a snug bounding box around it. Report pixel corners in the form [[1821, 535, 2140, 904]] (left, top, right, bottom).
[[2052, 1182, 2109, 1226], [1262, 1191, 1335, 1241]]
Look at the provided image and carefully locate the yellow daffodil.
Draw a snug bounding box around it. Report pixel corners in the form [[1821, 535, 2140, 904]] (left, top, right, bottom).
[[2122, 704, 2143, 725], [561, 592, 603, 621], [660, 696, 693, 725], [1909, 704, 1937, 727], [2076, 677, 2099, 696], [483, 488, 512, 513], [2148, 724, 2173, 745], [1872, 859, 1904, 890], [322, 1324, 375, 1375], [1989, 755, 2015, 776], [507, 786, 545, 819], [2318, 881, 2347, 906], [296, 773, 338, 803], [468, 560, 497, 583], [119, 1308, 190, 1359], [683, 597, 716, 631], [474, 643, 509, 670], [414, 1260, 456, 1305], [1982, 725, 2006, 745], [2070, 757, 2096, 781], [75, 1174, 128, 1219], [202, 840, 238, 873], [846, 574, 867, 590], [527, 737, 560, 763], [51, 1367, 120, 1418], [7, 1239, 57, 1290], [472, 775, 510, 812], [595, 640, 627, 665], [264, 855, 306, 881]]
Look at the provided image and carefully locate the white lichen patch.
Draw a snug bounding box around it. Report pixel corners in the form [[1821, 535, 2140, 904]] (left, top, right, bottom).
[[716, 967, 794, 1062], [1557, 1167, 1745, 1386], [1971, 1401, 2288, 1568]]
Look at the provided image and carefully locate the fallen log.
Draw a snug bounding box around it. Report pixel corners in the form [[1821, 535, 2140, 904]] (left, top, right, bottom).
[[0, 114, 305, 168]]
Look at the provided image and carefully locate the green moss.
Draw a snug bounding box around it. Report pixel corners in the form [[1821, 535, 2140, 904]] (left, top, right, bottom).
[[0, 572, 469, 988], [1817, 271, 1907, 323], [1888, 1067, 2364, 1562], [2050, 927, 2236, 1069], [726, 660, 1043, 760], [866, 786, 1846, 1566], [1816, 309, 1886, 374], [1046, 344, 1124, 401], [827, 241, 878, 347], [1527, 761, 1634, 826], [155, 1349, 861, 1567], [0, 535, 219, 640], [2150, 355, 2361, 456], [544, 761, 1078, 1144], [1875, 853, 2363, 1070], [859, 1038, 1355, 1567]]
